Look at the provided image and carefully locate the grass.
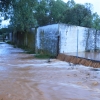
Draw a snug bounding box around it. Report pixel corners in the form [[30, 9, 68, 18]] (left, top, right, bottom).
[[34, 54, 51, 59], [17, 45, 35, 54], [25, 50, 35, 54], [34, 53, 56, 59], [6, 41, 14, 45]]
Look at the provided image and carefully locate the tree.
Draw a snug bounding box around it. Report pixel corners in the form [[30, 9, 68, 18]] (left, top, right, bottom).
[[34, 0, 49, 26], [0, 0, 12, 11], [0, 27, 9, 41], [4, 0, 38, 46], [66, 0, 75, 8], [48, 0, 66, 24], [92, 12, 100, 30], [92, 13, 100, 51], [0, 0, 12, 20], [64, 3, 93, 27], [10, 0, 37, 33]]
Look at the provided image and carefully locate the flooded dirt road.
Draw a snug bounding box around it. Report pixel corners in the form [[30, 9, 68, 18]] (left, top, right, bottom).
[[0, 42, 100, 100]]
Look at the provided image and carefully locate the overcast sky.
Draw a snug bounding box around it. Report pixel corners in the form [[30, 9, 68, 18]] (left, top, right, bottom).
[[63, 0, 100, 15]]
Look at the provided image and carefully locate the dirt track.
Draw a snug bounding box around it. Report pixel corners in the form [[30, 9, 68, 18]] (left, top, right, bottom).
[[0, 42, 100, 100]]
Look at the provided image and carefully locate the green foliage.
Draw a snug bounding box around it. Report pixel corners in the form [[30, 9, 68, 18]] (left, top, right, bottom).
[[0, 28, 9, 34], [35, 0, 66, 25], [92, 13, 100, 30], [64, 3, 93, 27], [0, 28, 9, 42], [25, 50, 35, 54], [34, 0, 49, 26], [0, 0, 12, 11], [66, 0, 75, 8], [49, 0, 66, 24], [20, 46, 35, 54], [35, 54, 52, 59], [6, 40, 12, 44], [10, 0, 37, 33]]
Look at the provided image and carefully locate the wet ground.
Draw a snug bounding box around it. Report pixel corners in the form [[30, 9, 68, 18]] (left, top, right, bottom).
[[0, 42, 100, 100]]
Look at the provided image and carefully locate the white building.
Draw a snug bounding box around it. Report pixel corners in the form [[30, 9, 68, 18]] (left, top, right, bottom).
[[35, 23, 100, 56]]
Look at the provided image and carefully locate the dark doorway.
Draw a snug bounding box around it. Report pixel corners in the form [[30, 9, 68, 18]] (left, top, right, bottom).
[[57, 36, 60, 56]]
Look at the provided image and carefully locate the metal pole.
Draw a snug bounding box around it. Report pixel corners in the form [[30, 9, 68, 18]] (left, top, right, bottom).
[[77, 28, 79, 57]]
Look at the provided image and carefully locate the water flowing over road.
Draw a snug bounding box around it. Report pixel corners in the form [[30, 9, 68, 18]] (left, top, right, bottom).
[[0, 42, 100, 100]]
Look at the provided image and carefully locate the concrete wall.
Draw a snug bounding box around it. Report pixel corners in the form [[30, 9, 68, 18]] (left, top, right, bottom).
[[59, 24, 86, 53], [83, 28, 95, 51], [36, 23, 100, 55], [83, 29, 100, 51], [36, 24, 59, 56], [96, 31, 100, 49]]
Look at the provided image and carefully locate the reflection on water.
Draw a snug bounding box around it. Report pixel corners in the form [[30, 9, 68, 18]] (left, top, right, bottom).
[[67, 52, 100, 61]]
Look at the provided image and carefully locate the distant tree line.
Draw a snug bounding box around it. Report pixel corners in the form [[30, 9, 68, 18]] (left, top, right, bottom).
[[0, 0, 100, 33]]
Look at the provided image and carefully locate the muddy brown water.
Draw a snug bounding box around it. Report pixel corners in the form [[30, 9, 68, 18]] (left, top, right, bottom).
[[0, 42, 100, 100]]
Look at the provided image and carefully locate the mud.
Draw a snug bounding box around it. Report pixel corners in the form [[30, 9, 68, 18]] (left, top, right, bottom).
[[0, 42, 100, 100]]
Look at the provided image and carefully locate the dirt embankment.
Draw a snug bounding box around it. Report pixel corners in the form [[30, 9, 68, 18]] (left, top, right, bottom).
[[57, 53, 100, 68]]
